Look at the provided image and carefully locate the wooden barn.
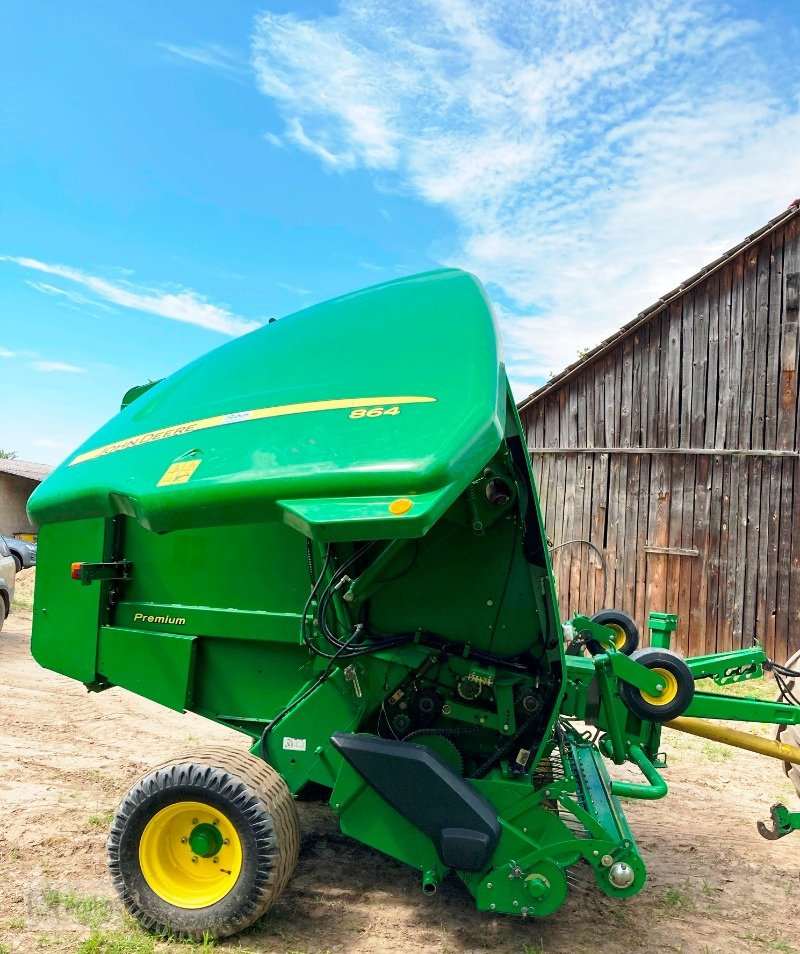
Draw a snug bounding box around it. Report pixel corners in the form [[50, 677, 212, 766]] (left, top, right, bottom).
[[518, 202, 800, 660]]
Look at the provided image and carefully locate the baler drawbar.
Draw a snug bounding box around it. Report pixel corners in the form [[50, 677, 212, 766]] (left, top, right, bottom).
[[28, 269, 800, 939]]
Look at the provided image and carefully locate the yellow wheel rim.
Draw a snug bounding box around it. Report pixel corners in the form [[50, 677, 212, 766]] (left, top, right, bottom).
[[607, 624, 627, 650], [139, 800, 243, 909], [640, 667, 679, 706]]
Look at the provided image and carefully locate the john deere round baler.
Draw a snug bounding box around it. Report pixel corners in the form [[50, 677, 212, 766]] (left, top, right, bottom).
[[28, 269, 800, 939]]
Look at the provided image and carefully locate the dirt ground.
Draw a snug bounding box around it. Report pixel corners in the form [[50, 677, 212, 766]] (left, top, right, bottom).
[[2, 572, 799, 954]]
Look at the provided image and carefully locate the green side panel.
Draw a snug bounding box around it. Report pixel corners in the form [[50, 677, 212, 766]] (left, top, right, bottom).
[[331, 759, 443, 875], [97, 626, 196, 712], [192, 637, 310, 729], [119, 519, 309, 614], [30, 518, 108, 683], [28, 269, 505, 538], [366, 501, 546, 654]]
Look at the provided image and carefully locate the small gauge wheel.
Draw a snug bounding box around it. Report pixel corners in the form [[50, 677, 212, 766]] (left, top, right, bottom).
[[586, 609, 640, 656], [618, 648, 694, 722]]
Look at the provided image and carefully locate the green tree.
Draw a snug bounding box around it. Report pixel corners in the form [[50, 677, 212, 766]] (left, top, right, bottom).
[[0, 449, 17, 459]]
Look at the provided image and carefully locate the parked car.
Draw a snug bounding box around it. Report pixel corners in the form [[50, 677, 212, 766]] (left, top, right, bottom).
[[0, 536, 15, 632], [2, 535, 36, 572]]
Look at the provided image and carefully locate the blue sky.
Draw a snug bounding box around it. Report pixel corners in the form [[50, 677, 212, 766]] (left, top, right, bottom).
[[2, 0, 800, 464]]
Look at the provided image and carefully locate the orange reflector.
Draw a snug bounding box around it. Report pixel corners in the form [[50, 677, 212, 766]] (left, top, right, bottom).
[[388, 498, 413, 515], [71, 562, 83, 580]]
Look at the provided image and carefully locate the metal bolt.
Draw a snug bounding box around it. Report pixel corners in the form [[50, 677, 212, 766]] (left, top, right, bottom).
[[655, 683, 664, 692], [223, 839, 230, 845], [191, 857, 198, 864], [592, 850, 599, 857], [192, 818, 198, 825], [487, 600, 493, 606], [212, 819, 219, 826], [523, 827, 528, 833], [490, 903, 496, 910], [213, 858, 219, 865], [601, 854, 614, 867], [503, 724, 509, 731], [513, 900, 518, 907], [181, 837, 188, 844], [609, 862, 635, 889], [522, 908, 529, 918], [487, 883, 493, 890]]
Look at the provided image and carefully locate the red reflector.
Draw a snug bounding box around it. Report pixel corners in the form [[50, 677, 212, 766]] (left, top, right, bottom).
[[71, 562, 83, 580]]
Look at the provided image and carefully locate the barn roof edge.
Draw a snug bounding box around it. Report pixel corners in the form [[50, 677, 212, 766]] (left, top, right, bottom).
[[516, 200, 800, 414]]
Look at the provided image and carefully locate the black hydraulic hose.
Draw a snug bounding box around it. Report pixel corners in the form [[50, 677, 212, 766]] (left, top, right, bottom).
[[300, 545, 332, 655], [774, 669, 800, 708], [316, 543, 375, 650], [770, 660, 800, 679], [259, 627, 361, 760]]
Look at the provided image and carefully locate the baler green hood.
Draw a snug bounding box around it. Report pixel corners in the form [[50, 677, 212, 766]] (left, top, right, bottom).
[[29, 268, 506, 540]]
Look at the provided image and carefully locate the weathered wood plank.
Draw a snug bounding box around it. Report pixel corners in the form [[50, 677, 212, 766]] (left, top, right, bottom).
[[679, 292, 695, 448], [677, 292, 697, 643], [622, 454, 640, 620], [777, 220, 798, 452], [765, 230, 784, 451], [764, 456, 782, 660], [634, 453, 652, 628], [590, 452, 610, 610], [715, 264, 733, 449], [751, 240, 771, 450], [689, 453, 711, 654], [739, 247, 758, 448], [706, 453, 724, 653]]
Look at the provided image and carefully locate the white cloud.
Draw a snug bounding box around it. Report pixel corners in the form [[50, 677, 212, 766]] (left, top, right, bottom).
[[251, 1, 800, 396], [4, 257, 260, 336], [31, 360, 87, 374], [26, 280, 115, 311], [0, 347, 14, 358], [158, 42, 244, 75]]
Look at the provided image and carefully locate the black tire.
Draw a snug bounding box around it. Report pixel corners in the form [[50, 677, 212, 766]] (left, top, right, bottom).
[[108, 746, 300, 940], [10, 553, 21, 574], [586, 609, 640, 656], [776, 650, 800, 798], [618, 648, 694, 722]]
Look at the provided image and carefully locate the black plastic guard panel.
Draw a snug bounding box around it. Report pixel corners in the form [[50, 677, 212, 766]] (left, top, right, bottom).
[[331, 732, 500, 871]]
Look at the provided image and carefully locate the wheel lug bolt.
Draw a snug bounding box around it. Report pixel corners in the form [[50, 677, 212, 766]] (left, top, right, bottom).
[[223, 839, 229, 845], [213, 858, 219, 864], [191, 856, 198, 863], [192, 818, 198, 825], [213, 819, 219, 826], [181, 837, 188, 844]]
